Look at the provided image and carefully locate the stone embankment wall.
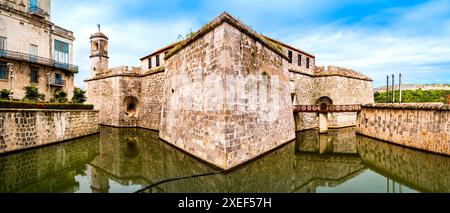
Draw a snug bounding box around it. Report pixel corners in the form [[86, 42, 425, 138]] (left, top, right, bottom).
[[357, 103, 450, 156], [0, 109, 99, 154]]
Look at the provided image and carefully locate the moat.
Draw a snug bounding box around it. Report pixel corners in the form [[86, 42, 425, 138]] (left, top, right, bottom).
[[0, 127, 449, 193]]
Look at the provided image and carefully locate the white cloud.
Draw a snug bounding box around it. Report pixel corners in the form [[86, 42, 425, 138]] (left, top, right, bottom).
[[285, 0, 450, 87], [50, 0, 450, 88], [52, 0, 200, 88]]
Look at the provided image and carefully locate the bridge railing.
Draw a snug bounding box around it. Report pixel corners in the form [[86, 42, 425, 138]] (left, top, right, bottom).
[[293, 105, 362, 113]]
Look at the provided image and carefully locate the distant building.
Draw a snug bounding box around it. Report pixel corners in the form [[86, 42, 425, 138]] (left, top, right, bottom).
[[374, 84, 450, 93], [0, 0, 78, 101]]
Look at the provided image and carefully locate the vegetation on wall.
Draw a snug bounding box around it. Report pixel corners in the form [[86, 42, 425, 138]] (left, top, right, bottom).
[[0, 101, 94, 110], [51, 90, 68, 103], [374, 90, 450, 103], [0, 89, 11, 100], [0, 87, 92, 109], [23, 86, 45, 102], [72, 88, 87, 104]]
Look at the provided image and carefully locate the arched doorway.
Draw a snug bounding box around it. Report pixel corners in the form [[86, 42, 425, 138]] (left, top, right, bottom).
[[123, 96, 139, 117], [316, 97, 333, 134], [122, 96, 139, 126]]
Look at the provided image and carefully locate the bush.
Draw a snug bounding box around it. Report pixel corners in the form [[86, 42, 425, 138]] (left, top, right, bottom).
[[0, 100, 94, 110], [51, 90, 68, 103], [23, 86, 45, 102], [0, 89, 10, 100], [72, 88, 87, 103]]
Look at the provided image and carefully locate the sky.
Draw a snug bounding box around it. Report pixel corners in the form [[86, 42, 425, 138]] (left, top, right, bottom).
[[51, 0, 450, 88]]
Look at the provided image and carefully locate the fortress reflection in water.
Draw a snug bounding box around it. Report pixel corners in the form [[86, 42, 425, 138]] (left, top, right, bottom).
[[0, 127, 448, 193]]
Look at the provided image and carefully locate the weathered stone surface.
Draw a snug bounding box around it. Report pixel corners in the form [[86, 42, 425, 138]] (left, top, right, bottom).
[[292, 70, 374, 131], [357, 103, 450, 156], [0, 109, 99, 154], [86, 70, 164, 130], [160, 20, 295, 170]]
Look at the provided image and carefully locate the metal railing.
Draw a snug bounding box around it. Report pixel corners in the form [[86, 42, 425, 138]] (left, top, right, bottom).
[[0, 49, 78, 73], [294, 105, 362, 113], [29, 6, 47, 17], [50, 79, 66, 87]]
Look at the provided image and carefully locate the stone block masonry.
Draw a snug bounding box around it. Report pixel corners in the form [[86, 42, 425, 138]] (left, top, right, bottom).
[[357, 103, 450, 156], [85, 68, 164, 130], [0, 109, 99, 154], [160, 14, 295, 170]]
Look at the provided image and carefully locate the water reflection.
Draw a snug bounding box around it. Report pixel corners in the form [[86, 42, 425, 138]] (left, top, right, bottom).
[[293, 129, 366, 193], [0, 126, 448, 193]]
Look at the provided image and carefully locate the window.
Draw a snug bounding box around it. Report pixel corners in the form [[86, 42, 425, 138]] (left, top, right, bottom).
[[91, 41, 98, 51], [298, 54, 302, 67], [55, 73, 62, 85], [29, 0, 38, 9], [306, 57, 310, 69], [0, 37, 6, 50], [30, 44, 38, 56], [148, 57, 152, 69], [55, 40, 69, 64], [0, 63, 7, 80], [30, 67, 39, 83], [156, 55, 160, 67], [288, 50, 293, 63]]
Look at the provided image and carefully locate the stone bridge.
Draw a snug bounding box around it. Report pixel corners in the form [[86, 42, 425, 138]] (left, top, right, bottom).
[[293, 104, 362, 133], [293, 104, 362, 113]]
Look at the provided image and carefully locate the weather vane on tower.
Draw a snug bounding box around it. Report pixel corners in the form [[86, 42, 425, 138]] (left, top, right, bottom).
[[97, 24, 101, 32]]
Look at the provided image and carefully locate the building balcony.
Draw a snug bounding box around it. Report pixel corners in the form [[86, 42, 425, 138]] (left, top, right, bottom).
[[0, 49, 78, 73], [50, 79, 66, 87], [29, 6, 47, 18]]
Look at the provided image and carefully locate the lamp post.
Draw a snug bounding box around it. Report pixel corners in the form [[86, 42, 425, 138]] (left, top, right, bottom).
[[399, 73, 402, 103], [47, 73, 52, 99], [386, 75, 389, 103], [392, 74, 395, 103], [7, 63, 14, 100]]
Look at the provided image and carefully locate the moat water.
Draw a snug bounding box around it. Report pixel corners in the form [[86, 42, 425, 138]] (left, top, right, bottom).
[[0, 127, 449, 193]]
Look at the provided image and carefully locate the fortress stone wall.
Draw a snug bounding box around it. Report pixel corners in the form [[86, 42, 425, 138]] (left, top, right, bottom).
[[357, 103, 450, 156], [85, 12, 374, 170], [86, 69, 164, 130], [160, 19, 295, 170], [292, 66, 374, 131]]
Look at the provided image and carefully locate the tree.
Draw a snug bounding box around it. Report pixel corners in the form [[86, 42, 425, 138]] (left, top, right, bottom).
[[374, 90, 450, 104], [0, 89, 11, 100], [51, 90, 68, 103], [23, 86, 45, 102], [72, 88, 87, 103]]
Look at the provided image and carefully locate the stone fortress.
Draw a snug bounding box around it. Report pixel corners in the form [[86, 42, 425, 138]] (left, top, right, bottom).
[[86, 12, 374, 170]]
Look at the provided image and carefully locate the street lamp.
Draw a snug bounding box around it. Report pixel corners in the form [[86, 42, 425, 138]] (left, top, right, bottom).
[[47, 73, 52, 99], [7, 63, 14, 100]]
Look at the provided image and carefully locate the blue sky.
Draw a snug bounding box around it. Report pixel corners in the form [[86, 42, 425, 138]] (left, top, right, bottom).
[[51, 0, 450, 88]]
